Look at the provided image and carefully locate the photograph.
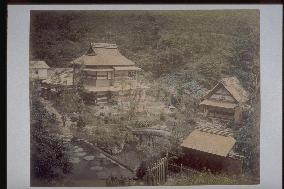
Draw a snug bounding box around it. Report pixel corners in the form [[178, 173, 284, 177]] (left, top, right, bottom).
[[29, 10, 260, 187]]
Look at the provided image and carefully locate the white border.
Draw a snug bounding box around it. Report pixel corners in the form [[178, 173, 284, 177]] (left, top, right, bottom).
[[7, 5, 282, 189]]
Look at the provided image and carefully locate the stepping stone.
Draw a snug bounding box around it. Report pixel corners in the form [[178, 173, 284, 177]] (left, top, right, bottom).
[[70, 157, 80, 164], [90, 166, 103, 171], [97, 153, 106, 158], [74, 147, 84, 152], [74, 152, 87, 157], [83, 156, 95, 161]]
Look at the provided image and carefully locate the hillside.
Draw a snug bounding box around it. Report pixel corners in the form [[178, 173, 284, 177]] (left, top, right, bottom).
[[30, 10, 259, 90]]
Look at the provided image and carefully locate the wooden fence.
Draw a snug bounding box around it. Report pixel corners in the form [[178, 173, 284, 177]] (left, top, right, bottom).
[[168, 163, 198, 179], [144, 155, 168, 186]]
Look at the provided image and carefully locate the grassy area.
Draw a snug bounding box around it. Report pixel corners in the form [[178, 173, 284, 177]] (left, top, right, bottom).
[[165, 171, 259, 186]]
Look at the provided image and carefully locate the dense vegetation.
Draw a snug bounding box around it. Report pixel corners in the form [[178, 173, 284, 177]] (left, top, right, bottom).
[[30, 10, 259, 89], [30, 82, 72, 182]]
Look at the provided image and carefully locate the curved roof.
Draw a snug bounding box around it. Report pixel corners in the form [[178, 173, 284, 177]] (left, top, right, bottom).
[[72, 43, 135, 66]]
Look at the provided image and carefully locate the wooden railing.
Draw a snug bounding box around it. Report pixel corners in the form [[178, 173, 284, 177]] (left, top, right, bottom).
[[144, 155, 168, 186]]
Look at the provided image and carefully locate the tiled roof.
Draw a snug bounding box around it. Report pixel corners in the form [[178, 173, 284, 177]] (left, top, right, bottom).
[[181, 129, 236, 157], [30, 61, 50, 69]]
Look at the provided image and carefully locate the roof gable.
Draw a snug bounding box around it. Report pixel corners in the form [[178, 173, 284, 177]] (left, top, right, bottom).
[[202, 77, 249, 104]]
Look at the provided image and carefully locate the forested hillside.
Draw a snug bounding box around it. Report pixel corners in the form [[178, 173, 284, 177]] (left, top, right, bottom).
[[30, 10, 259, 91]]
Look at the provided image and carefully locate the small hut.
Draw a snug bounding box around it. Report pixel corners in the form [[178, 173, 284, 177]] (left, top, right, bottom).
[[199, 77, 249, 124], [29, 61, 50, 80], [180, 127, 243, 175]]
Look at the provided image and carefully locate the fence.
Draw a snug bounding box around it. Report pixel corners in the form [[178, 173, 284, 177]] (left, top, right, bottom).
[[168, 163, 198, 179], [144, 155, 168, 186]]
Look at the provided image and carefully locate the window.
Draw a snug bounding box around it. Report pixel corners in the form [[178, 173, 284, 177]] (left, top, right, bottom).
[[107, 72, 112, 80], [35, 70, 39, 74]]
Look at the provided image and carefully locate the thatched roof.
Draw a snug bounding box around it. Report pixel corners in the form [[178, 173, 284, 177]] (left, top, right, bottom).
[[181, 129, 236, 157], [202, 77, 249, 104], [72, 43, 135, 66], [30, 61, 50, 69]]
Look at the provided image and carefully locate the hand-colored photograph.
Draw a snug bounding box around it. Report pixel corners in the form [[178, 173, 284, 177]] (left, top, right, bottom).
[[29, 10, 260, 187]]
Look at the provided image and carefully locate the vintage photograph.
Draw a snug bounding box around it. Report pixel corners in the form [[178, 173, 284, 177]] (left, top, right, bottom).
[[29, 10, 260, 187]]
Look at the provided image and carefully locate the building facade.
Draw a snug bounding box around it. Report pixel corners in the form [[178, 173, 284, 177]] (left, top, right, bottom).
[[72, 43, 145, 104], [199, 77, 249, 124]]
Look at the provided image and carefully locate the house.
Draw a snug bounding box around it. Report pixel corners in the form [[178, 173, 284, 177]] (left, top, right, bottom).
[[180, 127, 243, 175], [72, 42, 145, 104], [30, 61, 50, 80], [199, 77, 249, 124]]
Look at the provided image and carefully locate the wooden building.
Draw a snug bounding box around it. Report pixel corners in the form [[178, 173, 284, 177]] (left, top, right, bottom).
[[180, 127, 243, 175], [72, 43, 145, 104], [29, 61, 50, 80], [199, 77, 249, 124]]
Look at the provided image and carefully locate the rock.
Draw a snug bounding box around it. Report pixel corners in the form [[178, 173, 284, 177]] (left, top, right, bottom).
[[74, 147, 84, 152], [83, 156, 95, 161], [74, 152, 87, 157], [97, 153, 106, 158], [70, 157, 80, 164], [90, 166, 103, 171]]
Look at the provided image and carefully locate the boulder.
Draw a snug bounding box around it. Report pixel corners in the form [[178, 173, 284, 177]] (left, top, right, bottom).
[[90, 166, 103, 171], [74, 152, 87, 157], [83, 156, 95, 161]]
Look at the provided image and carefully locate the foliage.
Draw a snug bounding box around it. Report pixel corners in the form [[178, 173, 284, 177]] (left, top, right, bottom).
[[83, 123, 137, 154], [235, 106, 259, 175], [30, 11, 259, 82], [30, 84, 72, 181], [55, 88, 84, 114]]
